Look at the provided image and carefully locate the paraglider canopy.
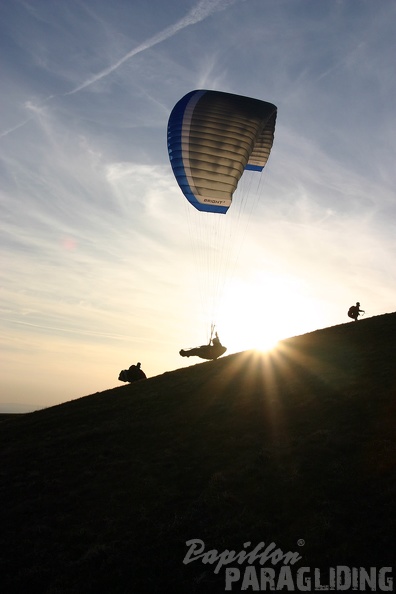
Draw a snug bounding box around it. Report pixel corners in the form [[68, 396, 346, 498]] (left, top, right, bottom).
[[167, 89, 277, 214]]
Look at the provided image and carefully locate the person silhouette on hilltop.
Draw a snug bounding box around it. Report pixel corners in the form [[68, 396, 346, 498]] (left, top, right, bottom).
[[128, 362, 147, 381], [118, 361, 147, 383], [348, 302, 365, 321]]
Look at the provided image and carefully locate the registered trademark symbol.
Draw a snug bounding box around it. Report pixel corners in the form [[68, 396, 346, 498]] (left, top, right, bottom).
[[297, 539, 305, 547]]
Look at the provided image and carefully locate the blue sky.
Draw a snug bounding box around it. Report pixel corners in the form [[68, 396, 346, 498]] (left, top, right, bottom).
[[1, 0, 395, 411]]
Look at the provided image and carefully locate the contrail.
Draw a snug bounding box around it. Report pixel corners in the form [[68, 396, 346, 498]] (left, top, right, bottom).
[[0, 117, 34, 139], [0, 0, 239, 137], [0, 100, 52, 138], [66, 0, 239, 95]]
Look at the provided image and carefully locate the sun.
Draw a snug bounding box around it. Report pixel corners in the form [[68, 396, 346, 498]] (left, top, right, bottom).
[[215, 272, 323, 354]]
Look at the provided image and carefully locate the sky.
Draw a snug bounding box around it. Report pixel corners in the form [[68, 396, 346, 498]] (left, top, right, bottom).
[[1, 0, 395, 412]]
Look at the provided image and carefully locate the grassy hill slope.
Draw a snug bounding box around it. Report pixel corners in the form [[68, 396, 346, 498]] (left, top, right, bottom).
[[1, 314, 395, 593]]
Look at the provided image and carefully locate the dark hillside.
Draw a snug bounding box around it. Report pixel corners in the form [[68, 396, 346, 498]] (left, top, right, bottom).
[[1, 313, 395, 593]]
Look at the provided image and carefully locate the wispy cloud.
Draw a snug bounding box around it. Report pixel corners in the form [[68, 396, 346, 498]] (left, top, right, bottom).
[[0, 0, 239, 138], [0, 117, 33, 139], [66, 0, 240, 95]]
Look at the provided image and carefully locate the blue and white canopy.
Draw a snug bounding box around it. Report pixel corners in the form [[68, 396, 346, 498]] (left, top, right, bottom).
[[167, 90, 277, 214]]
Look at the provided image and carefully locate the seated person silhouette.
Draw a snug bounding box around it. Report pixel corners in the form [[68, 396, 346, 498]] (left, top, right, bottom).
[[211, 332, 221, 347], [118, 361, 147, 383]]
